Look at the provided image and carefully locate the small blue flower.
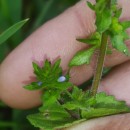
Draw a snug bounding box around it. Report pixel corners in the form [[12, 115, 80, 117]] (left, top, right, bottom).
[[37, 81, 43, 86], [57, 76, 66, 82]]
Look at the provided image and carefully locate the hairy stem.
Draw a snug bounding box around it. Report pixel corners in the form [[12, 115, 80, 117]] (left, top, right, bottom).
[[91, 32, 108, 96]]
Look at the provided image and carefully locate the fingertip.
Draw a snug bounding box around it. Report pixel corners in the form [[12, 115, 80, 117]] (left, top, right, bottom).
[[0, 61, 42, 109]]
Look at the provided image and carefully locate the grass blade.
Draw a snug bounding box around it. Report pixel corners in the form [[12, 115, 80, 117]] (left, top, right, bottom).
[[0, 18, 29, 45]]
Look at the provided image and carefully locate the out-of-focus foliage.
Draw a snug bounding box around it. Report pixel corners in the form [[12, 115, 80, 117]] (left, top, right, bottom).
[[0, 0, 78, 130]]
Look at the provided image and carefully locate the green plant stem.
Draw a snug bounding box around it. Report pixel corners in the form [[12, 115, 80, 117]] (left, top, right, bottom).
[[91, 32, 108, 96]]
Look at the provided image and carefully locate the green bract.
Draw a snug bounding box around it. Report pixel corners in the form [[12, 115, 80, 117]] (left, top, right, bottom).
[[24, 59, 72, 91]]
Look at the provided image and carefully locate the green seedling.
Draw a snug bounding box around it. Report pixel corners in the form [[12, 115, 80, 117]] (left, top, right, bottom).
[[24, 0, 130, 130]]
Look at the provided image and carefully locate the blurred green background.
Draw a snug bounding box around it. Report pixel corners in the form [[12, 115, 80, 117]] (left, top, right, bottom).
[[0, 0, 79, 130]]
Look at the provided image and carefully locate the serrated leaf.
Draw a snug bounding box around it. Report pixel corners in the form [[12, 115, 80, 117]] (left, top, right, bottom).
[[121, 21, 130, 30], [95, 0, 112, 33], [32, 62, 42, 78], [56, 119, 86, 130], [77, 32, 101, 47], [110, 33, 129, 55], [27, 103, 76, 130], [24, 82, 41, 90], [24, 59, 72, 91], [95, 0, 106, 12], [81, 107, 130, 119], [39, 101, 64, 113], [63, 90, 130, 120], [87, 1, 95, 10], [0, 18, 29, 45], [27, 112, 85, 130], [71, 87, 84, 100], [38, 89, 70, 113], [96, 8, 112, 33], [27, 113, 73, 130], [51, 59, 61, 73], [114, 8, 122, 18], [63, 102, 80, 110], [63, 87, 95, 111], [63, 98, 95, 111], [81, 92, 130, 119], [95, 92, 126, 107], [69, 46, 96, 67]]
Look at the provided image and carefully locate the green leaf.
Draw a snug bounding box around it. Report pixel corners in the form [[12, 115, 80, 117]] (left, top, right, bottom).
[[109, 17, 123, 34], [27, 112, 85, 130], [56, 119, 86, 130], [95, 92, 126, 107], [63, 87, 87, 110], [39, 90, 60, 111], [121, 21, 130, 30], [73, 87, 84, 99], [63, 102, 79, 110], [0, 18, 29, 45], [96, 8, 112, 33], [81, 92, 130, 119], [110, 33, 129, 55], [23, 82, 41, 90], [24, 59, 72, 91], [81, 107, 130, 119], [86, 1, 95, 10], [64, 90, 130, 120], [27, 113, 72, 130], [63, 87, 95, 111], [27, 103, 77, 130], [69, 46, 96, 66], [77, 32, 101, 47], [95, 0, 106, 12], [114, 8, 122, 18], [32, 62, 42, 77]]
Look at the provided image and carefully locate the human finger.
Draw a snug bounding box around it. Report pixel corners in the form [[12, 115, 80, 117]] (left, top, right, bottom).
[[65, 113, 130, 130], [99, 60, 130, 105]]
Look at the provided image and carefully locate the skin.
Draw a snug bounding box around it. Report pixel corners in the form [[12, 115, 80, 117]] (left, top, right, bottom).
[[0, 0, 130, 129]]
